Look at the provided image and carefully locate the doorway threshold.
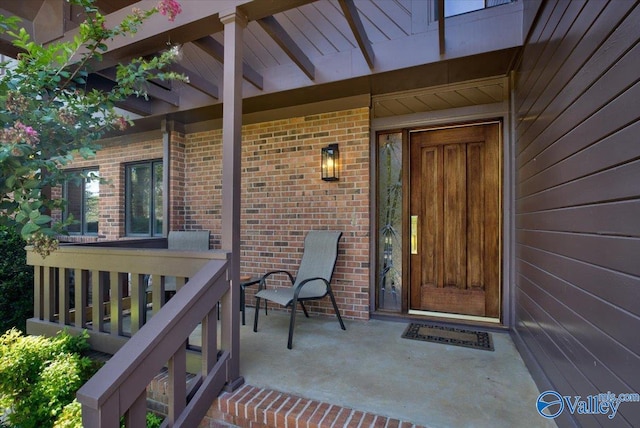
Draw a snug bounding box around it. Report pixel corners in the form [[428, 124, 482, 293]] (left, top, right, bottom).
[[371, 310, 509, 331]]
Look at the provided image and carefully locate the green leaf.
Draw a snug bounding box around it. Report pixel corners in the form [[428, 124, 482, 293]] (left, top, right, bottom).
[[33, 215, 52, 225], [20, 221, 40, 237], [15, 211, 27, 223]]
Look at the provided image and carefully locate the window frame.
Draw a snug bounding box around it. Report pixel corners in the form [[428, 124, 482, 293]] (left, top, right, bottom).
[[125, 159, 164, 237], [62, 168, 100, 235]]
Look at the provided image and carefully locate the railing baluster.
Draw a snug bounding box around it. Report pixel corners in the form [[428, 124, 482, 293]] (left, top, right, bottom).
[[168, 342, 187, 425], [34, 265, 42, 319], [130, 274, 146, 334], [43, 267, 55, 322], [151, 274, 164, 315], [75, 269, 88, 328], [92, 270, 106, 332], [59, 268, 71, 325], [110, 272, 123, 336], [176, 276, 186, 292], [124, 391, 147, 427], [201, 304, 218, 374]]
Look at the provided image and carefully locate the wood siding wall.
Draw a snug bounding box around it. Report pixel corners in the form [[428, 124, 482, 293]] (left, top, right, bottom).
[[513, 1, 640, 427]]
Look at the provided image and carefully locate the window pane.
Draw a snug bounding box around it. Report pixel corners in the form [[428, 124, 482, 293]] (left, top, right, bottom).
[[153, 162, 163, 236], [65, 179, 82, 234], [445, 0, 484, 17], [84, 172, 99, 234], [128, 164, 151, 235], [377, 132, 402, 312]]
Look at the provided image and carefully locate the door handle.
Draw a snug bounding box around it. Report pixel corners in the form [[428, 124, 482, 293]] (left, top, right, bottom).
[[411, 215, 418, 254]]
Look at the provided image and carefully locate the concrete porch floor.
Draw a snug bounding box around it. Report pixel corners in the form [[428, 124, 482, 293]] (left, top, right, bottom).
[[224, 308, 556, 428]]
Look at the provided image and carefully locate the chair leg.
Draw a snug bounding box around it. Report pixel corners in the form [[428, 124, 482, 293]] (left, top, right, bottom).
[[253, 296, 261, 332], [288, 299, 298, 349], [299, 301, 309, 318], [328, 289, 346, 330]]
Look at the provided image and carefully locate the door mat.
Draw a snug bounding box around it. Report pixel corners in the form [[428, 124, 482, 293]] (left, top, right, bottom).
[[402, 323, 494, 351]]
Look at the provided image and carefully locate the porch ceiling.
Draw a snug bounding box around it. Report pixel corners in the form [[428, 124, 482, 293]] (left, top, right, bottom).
[[0, 0, 523, 125]]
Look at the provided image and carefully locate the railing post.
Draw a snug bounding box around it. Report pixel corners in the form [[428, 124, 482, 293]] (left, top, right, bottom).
[[220, 7, 246, 392]]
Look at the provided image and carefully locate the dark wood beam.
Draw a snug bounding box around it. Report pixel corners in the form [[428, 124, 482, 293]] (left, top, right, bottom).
[[338, 0, 374, 69], [192, 37, 263, 90], [257, 15, 315, 81], [438, 0, 445, 55], [97, 68, 180, 107], [86, 74, 153, 116], [168, 63, 219, 99]]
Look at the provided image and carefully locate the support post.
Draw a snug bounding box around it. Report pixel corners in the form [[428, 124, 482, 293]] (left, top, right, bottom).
[[220, 8, 246, 391]]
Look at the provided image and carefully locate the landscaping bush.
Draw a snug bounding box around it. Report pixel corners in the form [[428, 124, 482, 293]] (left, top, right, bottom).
[[0, 329, 97, 428], [0, 225, 33, 332]]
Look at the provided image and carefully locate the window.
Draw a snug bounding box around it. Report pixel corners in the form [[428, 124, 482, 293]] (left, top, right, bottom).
[[377, 132, 402, 312], [63, 169, 99, 235], [441, 0, 513, 18], [126, 160, 163, 236]]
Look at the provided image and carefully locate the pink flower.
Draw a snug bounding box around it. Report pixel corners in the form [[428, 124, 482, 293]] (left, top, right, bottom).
[[113, 116, 129, 131], [158, 0, 182, 22], [0, 121, 40, 147]]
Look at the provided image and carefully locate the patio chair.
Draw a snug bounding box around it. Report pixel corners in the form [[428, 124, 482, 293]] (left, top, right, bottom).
[[164, 230, 211, 295], [253, 230, 346, 349]]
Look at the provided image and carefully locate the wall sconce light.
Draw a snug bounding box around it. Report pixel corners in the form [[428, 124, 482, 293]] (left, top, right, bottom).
[[321, 144, 339, 181]]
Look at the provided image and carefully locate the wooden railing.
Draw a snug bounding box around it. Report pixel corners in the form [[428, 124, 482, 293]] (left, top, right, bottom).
[[26, 242, 239, 427]]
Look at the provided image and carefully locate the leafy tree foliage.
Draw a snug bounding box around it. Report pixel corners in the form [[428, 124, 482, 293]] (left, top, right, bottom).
[[0, 225, 33, 332], [0, 0, 184, 256]]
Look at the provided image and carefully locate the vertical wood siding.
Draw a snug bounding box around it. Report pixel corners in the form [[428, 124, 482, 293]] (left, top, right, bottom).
[[513, 1, 640, 427]]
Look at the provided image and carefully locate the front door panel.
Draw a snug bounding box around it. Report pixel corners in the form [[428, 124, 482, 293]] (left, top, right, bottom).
[[409, 123, 501, 318]]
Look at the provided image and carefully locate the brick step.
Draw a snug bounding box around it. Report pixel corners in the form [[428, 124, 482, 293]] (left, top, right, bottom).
[[202, 384, 427, 428]]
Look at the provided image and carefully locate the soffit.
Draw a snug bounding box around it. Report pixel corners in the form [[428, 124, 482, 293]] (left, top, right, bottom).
[[0, 0, 523, 125], [372, 76, 508, 119]]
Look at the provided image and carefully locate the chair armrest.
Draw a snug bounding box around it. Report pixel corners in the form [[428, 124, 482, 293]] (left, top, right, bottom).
[[293, 277, 330, 298], [259, 270, 295, 290]]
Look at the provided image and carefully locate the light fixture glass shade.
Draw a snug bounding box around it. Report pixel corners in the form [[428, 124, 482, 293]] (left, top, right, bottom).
[[321, 144, 339, 181]]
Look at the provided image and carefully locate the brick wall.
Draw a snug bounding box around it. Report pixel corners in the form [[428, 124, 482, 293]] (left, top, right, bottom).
[[184, 107, 371, 320], [57, 107, 371, 320]]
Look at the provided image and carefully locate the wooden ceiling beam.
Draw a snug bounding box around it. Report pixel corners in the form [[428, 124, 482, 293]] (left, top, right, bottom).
[[338, 0, 375, 69], [192, 36, 263, 90], [257, 15, 315, 81], [86, 73, 154, 116], [438, 0, 445, 55], [168, 63, 219, 99], [97, 67, 180, 107]]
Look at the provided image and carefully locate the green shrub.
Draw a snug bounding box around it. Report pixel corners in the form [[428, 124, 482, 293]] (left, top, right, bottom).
[[0, 329, 166, 427], [0, 329, 97, 428], [52, 400, 165, 428], [0, 225, 33, 332]]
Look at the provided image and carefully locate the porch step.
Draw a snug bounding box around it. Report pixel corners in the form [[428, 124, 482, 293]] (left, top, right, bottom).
[[202, 384, 428, 428]]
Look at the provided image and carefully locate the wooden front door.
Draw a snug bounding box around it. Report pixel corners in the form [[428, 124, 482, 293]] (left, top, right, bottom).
[[409, 123, 501, 318]]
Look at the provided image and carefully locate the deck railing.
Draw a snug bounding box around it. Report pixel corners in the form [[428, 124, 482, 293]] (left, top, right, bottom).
[[26, 242, 237, 427]]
